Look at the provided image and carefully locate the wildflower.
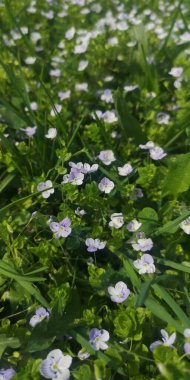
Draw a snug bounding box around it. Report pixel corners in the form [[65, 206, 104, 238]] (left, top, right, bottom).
[[102, 110, 118, 123], [77, 349, 90, 360], [89, 328, 109, 350], [21, 126, 37, 137], [98, 150, 116, 165], [150, 329, 176, 351], [75, 83, 88, 92], [184, 343, 190, 356], [37, 180, 54, 199], [29, 307, 49, 327], [132, 238, 153, 252], [184, 329, 190, 338], [65, 27, 75, 40], [25, 56, 36, 65], [149, 146, 167, 160], [156, 112, 170, 125], [75, 207, 86, 216], [50, 104, 62, 117], [30, 32, 41, 42], [109, 213, 124, 229], [82, 163, 99, 174], [49, 69, 61, 77], [85, 238, 106, 252], [179, 217, 190, 235], [168, 67, 183, 78], [58, 90, 71, 101], [50, 218, 71, 238], [139, 141, 155, 150], [68, 169, 84, 185], [40, 349, 72, 380], [108, 281, 130, 303], [45, 128, 57, 139], [126, 219, 142, 232], [69, 162, 84, 171], [124, 85, 139, 92], [100, 89, 114, 103], [78, 60, 88, 71], [133, 254, 155, 274], [0, 369, 16, 380], [118, 163, 133, 176], [98, 177, 115, 194]]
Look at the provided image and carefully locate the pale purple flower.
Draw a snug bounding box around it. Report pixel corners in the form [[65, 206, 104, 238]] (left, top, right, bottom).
[[85, 238, 106, 252], [68, 169, 84, 185], [89, 328, 109, 350], [118, 163, 133, 176], [149, 146, 167, 160], [180, 217, 190, 235], [0, 369, 16, 380], [132, 238, 153, 252], [98, 150, 116, 165], [25, 56, 36, 65], [37, 180, 54, 199], [78, 60, 88, 71], [98, 177, 115, 194], [45, 128, 57, 139], [40, 349, 72, 380], [126, 219, 142, 232], [100, 89, 114, 103], [133, 254, 155, 274], [75, 83, 88, 92], [29, 307, 49, 327], [69, 162, 84, 171], [139, 141, 155, 150], [65, 27, 75, 40], [184, 329, 190, 338], [50, 218, 71, 238], [168, 67, 183, 78], [82, 163, 99, 174], [21, 126, 37, 137], [58, 90, 71, 101], [109, 213, 124, 229], [49, 69, 61, 78], [75, 207, 86, 217], [108, 281, 130, 303], [102, 110, 117, 123], [184, 343, 190, 356], [150, 329, 176, 351]]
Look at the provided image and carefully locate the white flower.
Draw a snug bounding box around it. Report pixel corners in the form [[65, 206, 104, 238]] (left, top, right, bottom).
[[126, 219, 142, 232], [149, 146, 167, 160], [179, 217, 190, 234], [37, 180, 54, 199], [68, 170, 84, 186], [40, 349, 72, 380], [133, 254, 155, 274], [30, 32, 41, 42], [82, 163, 99, 174], [139, 141, 155, 150], [78, 60, 88, 71], [132, 238, 153, 252], [21, 126, 37, 137], [108, 281, 130, 303], [75, 83, 88, 92], [184, 328, 190, 338], [58, 91, 71, 101], [85, 238, 106, 252], [77, 349, 90, 360], [89, 328, 109, 350], [184, 343, 190, 356], [29, 307, 49, 327], [168, 67, 183, 78], [75, 207, 86, 217], [98, 177, 115, 194], [65, 27, 76, 40], [150, 330, 176, 351], [50, 69, 61, 77], [25, 56, 36, 65], [102, 110, 117, 123], [98, 150, 116, 165], [156, 112, 170, 125], [45, 128, 57, 139], [118, 163, 133, 176], [109, 213, 124, 229], [124, 85, 139, 93], [50, 104, 62, 117], [100, 89, 114, 103]]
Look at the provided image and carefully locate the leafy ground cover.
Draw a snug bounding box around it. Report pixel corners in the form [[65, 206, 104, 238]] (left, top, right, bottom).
[[1, 0, 190, 379]]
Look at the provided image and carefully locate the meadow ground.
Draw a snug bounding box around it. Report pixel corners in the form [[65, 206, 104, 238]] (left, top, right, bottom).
[[1, 0, 190, 379]]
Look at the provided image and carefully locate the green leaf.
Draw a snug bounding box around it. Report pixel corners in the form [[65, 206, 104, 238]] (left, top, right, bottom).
[[162, 153, 190, 197], [0, 334, 20, 358], [138, 207, 159, 234]]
